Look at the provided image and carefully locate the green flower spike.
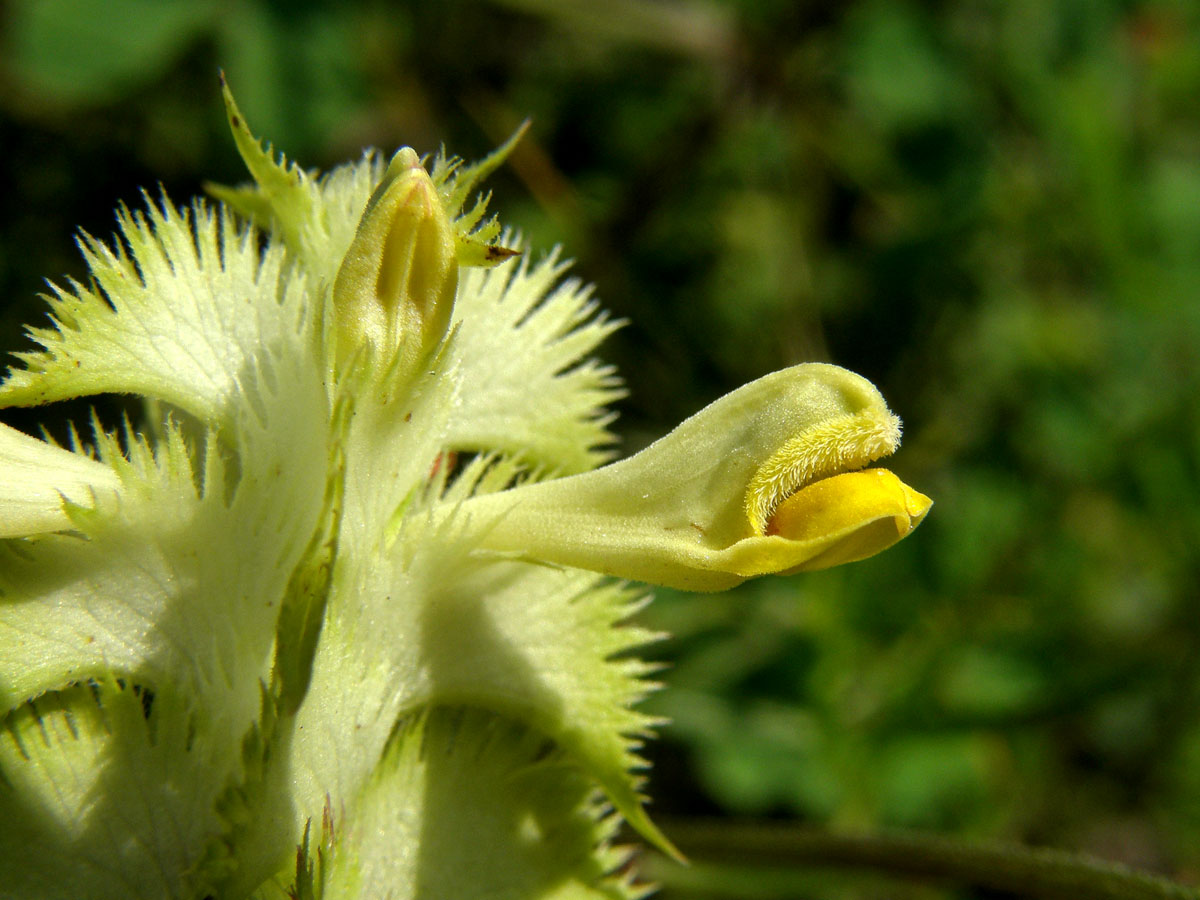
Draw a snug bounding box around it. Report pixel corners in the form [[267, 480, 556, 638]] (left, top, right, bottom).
[[0, 82, 928, 900]]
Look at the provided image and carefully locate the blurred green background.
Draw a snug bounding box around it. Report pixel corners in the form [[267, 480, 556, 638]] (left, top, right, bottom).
[[4, 1, 1200, 897]]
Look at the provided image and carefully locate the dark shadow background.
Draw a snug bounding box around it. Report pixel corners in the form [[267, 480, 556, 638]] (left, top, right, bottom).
[[4, 1, 1200, 896]]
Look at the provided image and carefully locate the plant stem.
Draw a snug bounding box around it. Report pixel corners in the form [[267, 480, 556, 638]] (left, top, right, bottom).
[[652, 820, 1199, 900]]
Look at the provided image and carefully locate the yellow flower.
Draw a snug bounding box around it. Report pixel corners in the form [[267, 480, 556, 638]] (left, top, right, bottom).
[[448, 363, 931, 591]]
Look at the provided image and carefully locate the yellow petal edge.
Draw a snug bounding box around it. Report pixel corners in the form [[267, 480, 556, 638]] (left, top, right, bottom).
[[765, 468, 932, 571]]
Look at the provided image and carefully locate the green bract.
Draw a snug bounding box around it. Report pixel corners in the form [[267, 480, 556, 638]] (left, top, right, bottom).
[[0, 82, 928, 899]]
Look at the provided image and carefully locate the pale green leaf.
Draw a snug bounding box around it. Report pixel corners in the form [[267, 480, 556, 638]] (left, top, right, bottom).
[[0, 314, 332, 720], [431, 121, 529, 223], [430, 122, 527, 267], [0, 199, 311, 429], [287, 494, 667, 861], [446, 249, 624, 473], [0, 421, 118, 537], [0, 680, 235, 900], [214, 75, 315, 255], [302, 152, 388, 288], [317, 707, 643, 900]]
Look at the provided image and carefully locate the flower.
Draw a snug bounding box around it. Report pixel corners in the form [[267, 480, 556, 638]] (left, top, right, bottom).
[[0, 80, 928, 899], [447, 362, 930, 592]]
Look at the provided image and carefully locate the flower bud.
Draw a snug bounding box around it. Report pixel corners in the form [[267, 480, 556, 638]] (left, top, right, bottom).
[[333, 148, 458, 378]]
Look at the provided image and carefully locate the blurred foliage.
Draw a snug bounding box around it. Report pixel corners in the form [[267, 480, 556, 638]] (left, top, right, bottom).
[[4, 0, 1200, 897]]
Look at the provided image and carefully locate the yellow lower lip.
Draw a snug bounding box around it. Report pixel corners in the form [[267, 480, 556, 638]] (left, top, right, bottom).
[[766, 467, 932, 545]]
